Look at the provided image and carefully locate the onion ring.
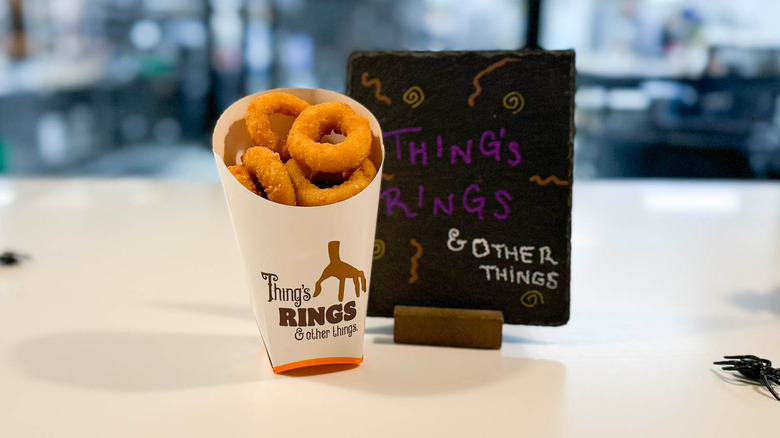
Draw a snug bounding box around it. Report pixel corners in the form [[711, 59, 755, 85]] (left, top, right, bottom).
[[228, 164, 259, 195], [245, 91, 310, 160], [287, 102, 372, 173], [285, 158, 377, 206], [241, 146, 297, 206]]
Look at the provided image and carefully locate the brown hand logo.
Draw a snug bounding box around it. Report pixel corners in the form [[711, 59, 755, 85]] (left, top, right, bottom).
[[313, 241, 366, 302]]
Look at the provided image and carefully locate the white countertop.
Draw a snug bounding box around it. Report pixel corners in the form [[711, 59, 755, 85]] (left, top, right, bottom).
[[1, 178, 778, 437]]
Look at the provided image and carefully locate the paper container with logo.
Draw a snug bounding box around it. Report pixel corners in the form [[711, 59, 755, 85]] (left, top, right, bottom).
[[213, 88, 384, 374]]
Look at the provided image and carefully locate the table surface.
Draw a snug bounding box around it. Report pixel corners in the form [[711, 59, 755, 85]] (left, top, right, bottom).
[[1, 178, 778, 437]]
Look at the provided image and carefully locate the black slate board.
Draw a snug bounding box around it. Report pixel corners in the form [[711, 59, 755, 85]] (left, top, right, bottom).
[[346, 50, 574, 325]]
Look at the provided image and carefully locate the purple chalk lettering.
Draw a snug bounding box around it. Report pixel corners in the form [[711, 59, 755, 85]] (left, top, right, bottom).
[[380, 187, 417, 218], [450, 139, 473, 165], [463, 184, 486, 220], [432, 194, 455, 217], [417, 185, 425, 207], [479, 129, 502, 162], [494, 190, 513, 220], [409, 141, 428, 166], [383, 127, 423, 161], [507, 141, 521, 167]]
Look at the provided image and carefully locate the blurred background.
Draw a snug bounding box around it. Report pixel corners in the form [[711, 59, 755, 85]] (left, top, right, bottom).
[[0, 0, 778, 181]]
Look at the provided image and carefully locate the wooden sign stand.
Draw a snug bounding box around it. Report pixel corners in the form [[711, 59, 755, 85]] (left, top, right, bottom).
[[393, 305, 504, 349]]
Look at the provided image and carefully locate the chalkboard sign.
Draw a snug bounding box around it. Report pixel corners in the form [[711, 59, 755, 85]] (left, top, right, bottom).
[[346, 50, 574, 325]]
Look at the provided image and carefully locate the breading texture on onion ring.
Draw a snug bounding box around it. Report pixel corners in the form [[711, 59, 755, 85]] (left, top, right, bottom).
[[245, 91, 310, 160], [287, 102, 372, 173], [228, 164, 259, 195], [285, 158, 377, 206], [241, 146, 297, 206]]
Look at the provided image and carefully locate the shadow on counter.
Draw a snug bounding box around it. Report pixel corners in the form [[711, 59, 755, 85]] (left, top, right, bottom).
[[13, 331, 266, 391], [730, 285, 780, 318]]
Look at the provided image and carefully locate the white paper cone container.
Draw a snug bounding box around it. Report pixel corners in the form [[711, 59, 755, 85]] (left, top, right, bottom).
[[213, 88, 384, 373]]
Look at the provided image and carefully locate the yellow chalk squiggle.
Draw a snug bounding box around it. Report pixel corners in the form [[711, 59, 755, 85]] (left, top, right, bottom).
[[529, 175, 569, 186], [503, 91, 525, 114], [409, 238, 423, 284], [521, 290, 544, 308], [403, 86, 424, 108], [468, 58, 520, 107], [373, 239, 386, 261], [361, 72, 391, 105]]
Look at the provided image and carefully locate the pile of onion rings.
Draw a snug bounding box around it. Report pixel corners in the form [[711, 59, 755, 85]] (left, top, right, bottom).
[[287, 102, 371, 173], [228, 91, 377, 206], [245, 91, 310, 161], [286, 158, 377, 206]]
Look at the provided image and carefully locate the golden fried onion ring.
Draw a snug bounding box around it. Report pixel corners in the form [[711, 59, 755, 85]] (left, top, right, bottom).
[[240, 146, 296, 206], [287, 102, 372, 173], [228, 165, 259, 195], [245, 91, 310, 160], [285, 158, 377, 206]]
